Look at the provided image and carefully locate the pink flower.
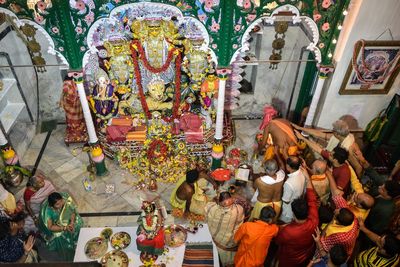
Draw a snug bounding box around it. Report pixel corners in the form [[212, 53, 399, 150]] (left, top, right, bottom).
[[75, 0, 86, 10], [205, 0, 214, 8], [36, 1, 47, 11], [243, 0, 251, 9], [85, 13, 94, 24], [313, 13, 321, 22], [198, 14, 207, 22], [247, 14, 256, 21], [80, 46, 86, 51], [212, 43, 217, 49], [114, 0, 120, 3], [210, 22, 220, 32], [234, 24, 242, 31], [232, 44, 238, 49], [321, 22, 330, 32], [0, 0, 7, 4], [322, 0, 331, 9], [34, 16, 44, 24], [51, 27, 59, 33], [75, 27, 83, 34]]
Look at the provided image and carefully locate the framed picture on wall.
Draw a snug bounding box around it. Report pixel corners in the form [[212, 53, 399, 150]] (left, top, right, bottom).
[[339, 40, 400, 95]]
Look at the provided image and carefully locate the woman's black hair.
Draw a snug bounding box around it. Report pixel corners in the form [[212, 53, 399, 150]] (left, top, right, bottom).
[[0, 218, 10, 239], [48, 192, 63, 207]]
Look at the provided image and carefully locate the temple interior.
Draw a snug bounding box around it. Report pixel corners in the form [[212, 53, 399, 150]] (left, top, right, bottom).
[[0, 0, 400, 266]]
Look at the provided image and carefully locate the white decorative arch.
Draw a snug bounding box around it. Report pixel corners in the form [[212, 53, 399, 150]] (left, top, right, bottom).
[[83, 2, 217, 68], [229, 4, 321, 64], [0, 8, 69, 68]]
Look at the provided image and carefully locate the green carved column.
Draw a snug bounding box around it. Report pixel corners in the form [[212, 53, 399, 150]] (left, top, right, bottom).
[[54, 0, 82, 69], [217, 0, 234, 67]]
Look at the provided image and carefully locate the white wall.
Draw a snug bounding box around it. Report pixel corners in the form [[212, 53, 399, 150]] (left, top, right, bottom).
[[0, 19, 64, 156], [233, 23, 311, 117], [316, 0, 400, 129]]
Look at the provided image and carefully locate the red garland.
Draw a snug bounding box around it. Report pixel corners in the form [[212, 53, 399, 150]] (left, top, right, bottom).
[[130, 41, 182, 120], [352, 39, 400, 85], [147, 139, 168, 163], [131, 43, 152, 119], [133, 40, 176, 73], [173, 52, 182, 119]]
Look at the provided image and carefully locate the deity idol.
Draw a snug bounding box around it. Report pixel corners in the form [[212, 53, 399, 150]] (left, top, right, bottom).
[[136, 201, 165, 263], [90, 69, 118, 130], [146, 76, 173, 111], [131, 18, 181, 86], [200, 72, 219, 109], [103, 39, 133, 95], [131, 19, 171, 69], [183, 36, 213, 84]]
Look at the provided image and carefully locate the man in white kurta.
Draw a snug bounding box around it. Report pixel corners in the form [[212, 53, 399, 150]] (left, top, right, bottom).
[[280, 156, 306, 223]]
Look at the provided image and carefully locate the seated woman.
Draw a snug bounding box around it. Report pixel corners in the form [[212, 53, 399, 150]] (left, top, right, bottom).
[[24, 173, 56, 233], [0, 184, 23, 219], [0, 217, 37, 263], [39, 192, 83, 261]]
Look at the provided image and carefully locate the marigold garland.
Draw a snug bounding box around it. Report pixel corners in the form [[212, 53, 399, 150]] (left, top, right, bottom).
[[147, 139, 168, 163], [130, 41, 182, 120], [131, 45, 151, 118], [133, 40, 176, 73]]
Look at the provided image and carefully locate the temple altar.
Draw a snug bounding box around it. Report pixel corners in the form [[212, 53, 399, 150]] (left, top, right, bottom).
[[81, 3, 230, 185]]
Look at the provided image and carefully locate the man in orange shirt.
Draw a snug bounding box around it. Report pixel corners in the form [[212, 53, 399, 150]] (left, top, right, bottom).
[[234, 206, 279, 267]]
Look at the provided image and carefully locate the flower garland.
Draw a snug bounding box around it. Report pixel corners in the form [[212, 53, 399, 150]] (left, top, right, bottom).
[[173, 52, 182, 119], [131, 45, 151, 119], [133, 40, 176, 73], [147, 139, 169, 163], [130, 41, 182, 120], [352, 39, 400, 85]]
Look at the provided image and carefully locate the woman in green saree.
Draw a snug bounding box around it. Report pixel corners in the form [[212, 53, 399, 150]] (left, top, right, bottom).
[[39, 192, 83, 261]]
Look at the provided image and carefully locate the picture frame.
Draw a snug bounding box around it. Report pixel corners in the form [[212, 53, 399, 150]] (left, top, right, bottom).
[[339, 40, 400, 95]]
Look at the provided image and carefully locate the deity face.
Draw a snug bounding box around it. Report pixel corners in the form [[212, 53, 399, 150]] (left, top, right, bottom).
[[148, 25, 162, 38], [98, 76, 107, 86], [113, 44, 124, 55], [206, 74, 217, 81], [148, 81, 165, 102]]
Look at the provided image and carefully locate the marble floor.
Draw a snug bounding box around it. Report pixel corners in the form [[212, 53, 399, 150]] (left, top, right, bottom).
[[11, 119, 261, 228]]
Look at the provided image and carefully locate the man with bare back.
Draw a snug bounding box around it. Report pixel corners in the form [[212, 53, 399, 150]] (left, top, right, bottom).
[[259, 106, 298, 161], [170, 169, 199, 213], [250, 159, 285, 220]]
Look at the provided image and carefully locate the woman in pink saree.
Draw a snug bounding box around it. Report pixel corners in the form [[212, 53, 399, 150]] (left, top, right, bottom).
[[23, 173, 56, 232]]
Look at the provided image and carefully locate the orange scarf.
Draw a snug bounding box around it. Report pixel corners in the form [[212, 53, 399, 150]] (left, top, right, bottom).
[[311, 174, 326, 181]]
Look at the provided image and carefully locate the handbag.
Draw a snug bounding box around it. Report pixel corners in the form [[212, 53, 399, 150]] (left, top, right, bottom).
[[364, 109, 387, 142]]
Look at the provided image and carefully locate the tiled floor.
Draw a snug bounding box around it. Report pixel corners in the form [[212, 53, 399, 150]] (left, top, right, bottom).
[[11, 119, 261, 228]]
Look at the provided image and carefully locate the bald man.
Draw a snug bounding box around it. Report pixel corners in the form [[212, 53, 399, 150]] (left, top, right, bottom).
[[327, 166, 374, 221], [310, 159, 330, 205], [250, 159, 285, 220]]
